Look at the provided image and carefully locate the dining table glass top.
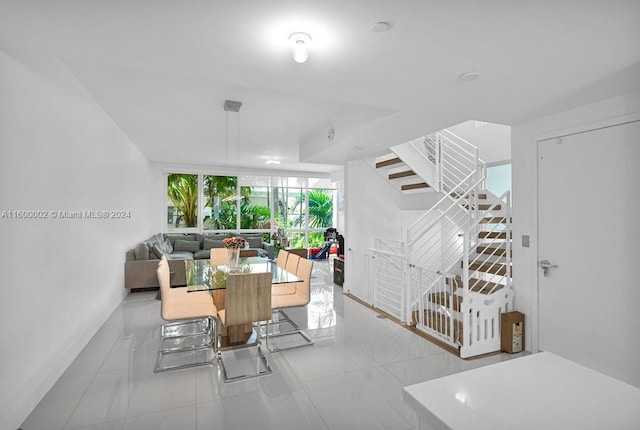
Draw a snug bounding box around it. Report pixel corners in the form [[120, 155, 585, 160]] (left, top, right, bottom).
[[185, 256, 301, 292]]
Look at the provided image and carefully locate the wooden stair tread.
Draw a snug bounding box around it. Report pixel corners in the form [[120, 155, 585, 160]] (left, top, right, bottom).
[[376, 157, 402, 168], [389, 169, 416, 180], [466, 261, 509, 276], [463, 204, 502, 211], [451, 192, 488, 200], [401, 182, 430, 191], [429, 292, 462, 312], [476, 244, 511, 257], [446, 277, 505, 295], [480, 217, 512, 224], [412, 309, 463, 342], [478, 231, 511, 239]]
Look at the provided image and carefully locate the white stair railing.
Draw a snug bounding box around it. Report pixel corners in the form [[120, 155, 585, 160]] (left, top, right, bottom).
[[368, 128, 513, 356]]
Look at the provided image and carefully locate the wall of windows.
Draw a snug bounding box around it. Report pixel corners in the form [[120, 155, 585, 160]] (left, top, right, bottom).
[[166, 173, 336, 247]]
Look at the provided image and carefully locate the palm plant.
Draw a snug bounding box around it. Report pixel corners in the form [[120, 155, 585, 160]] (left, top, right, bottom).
[[292, 189, 333, 228], [167, 174, 198, 227]]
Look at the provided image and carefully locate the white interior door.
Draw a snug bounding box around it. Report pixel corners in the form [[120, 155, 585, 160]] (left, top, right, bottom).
[[537, 120, 640, 387]]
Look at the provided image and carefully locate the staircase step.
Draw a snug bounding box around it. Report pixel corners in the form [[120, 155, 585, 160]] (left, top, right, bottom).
[[451, 192, 488, 200], [465, 261, 509, 276], [463, 204, 502, 211], [376, 157, 402, 168], [480, 217, 512, 224], [446, 277, 505, 295], [401, 182, 430, 191], [476, 244, 511, 257], [413, 309, 463, 343], [429, 292, 462, 312], [478, 231, 511, 239], [389, 169, 416, 180]]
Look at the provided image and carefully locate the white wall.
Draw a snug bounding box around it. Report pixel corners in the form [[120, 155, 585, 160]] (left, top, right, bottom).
[[344, 159, 428, 302], [511, 90, 640, 354], [447, 120, 511, 164], [0, 51, 156, 430]]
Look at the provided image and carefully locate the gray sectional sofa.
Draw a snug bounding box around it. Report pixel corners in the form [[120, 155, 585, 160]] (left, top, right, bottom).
[[125, 232, 274, 290]]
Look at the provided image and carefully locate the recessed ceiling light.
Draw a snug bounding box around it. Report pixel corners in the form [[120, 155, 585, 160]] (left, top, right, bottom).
[[265, 159, 280, 165], [371, 21, 391, 32], [457, 71, 481, 82]]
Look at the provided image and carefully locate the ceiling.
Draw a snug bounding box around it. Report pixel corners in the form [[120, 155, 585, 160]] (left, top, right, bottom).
[[1, 0, 639, 174]]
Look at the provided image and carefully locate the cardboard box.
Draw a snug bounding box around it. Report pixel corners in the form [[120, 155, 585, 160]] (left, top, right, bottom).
[[501, 311, 525, 353]]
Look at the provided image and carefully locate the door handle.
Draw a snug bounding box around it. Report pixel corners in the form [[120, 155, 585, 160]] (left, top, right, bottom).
[[539, 259, 558, 277]]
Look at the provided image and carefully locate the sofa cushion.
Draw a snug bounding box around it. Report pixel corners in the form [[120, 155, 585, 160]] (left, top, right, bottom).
[[164, 234, 197, 246], [193, 250, 211, 260], [134, 242, 150, 260], [245, 236, 263, 248], [203, 238, 226, 250], [174, 240, 201, 253], [168, 251, 193, 260]]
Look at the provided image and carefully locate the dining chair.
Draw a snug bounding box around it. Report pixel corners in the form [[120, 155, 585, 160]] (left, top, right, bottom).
[[217, 272, 274, 382], [210, 248, 227, 266], [266, 257, 314, 352], [276, 249, 289, 269], [155, 256, 218, 372], [285, 253, 300, 274]]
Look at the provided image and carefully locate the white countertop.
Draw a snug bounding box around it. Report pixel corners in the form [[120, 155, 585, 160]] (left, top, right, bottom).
[[402, 352, 640, 430]]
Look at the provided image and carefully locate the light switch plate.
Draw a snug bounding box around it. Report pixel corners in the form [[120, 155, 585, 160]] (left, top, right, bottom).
[[522, 235, 530, 248]]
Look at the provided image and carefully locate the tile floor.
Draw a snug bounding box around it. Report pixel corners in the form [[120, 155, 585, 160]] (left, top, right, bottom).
[[21, 259, 523, 430]]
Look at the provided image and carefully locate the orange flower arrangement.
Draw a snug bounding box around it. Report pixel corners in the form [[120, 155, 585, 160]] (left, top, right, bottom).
[[223, 236, 246, 249]]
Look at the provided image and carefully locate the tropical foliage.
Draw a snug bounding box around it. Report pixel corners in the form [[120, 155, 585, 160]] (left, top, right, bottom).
[[167, 174, 198, 227], [292, 189, 333, 228]]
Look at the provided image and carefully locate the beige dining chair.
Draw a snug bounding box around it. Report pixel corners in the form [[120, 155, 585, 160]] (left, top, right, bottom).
[[285, 253, 300, 274], [155, 256, 218, 372], [217, 272, 273, 382], [276, 249, 289, 269], [267, 257, 314, 352], [210, 248, 227, 266]]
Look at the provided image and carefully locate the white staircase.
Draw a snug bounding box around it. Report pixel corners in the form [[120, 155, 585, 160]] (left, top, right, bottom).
[[370, 130, 513, 358]]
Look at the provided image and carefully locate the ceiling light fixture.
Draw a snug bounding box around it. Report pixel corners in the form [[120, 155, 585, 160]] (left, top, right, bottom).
[[265, 159, 281, 165], [289, 32, 311, 63]]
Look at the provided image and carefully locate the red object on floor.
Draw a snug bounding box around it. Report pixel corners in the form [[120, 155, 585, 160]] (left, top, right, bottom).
[[308, 247, 321, 255]]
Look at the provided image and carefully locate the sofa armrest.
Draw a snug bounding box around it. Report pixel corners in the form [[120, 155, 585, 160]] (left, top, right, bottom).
[[262, 242, 275, 259], [125, 259, 187, 289]]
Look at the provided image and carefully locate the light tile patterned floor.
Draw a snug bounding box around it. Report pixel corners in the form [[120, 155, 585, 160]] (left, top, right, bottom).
[[21, 259, 522, 430]]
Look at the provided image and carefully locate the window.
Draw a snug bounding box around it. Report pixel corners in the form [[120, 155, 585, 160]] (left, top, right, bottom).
[[203, 175, 237, 230], [167, 173, 198, 229], [165, 173, 336, 242], [240, 185, 271, 229]]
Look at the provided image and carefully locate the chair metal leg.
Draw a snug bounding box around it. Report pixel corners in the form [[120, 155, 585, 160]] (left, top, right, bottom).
[[218, 320, 273, 383], [154, 317, 217, 372], [263, 310, 314, 352]]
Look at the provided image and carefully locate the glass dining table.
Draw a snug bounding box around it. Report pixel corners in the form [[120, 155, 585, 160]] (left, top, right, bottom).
[[184, 256, 300, 345], [184, 256, 301, 292]]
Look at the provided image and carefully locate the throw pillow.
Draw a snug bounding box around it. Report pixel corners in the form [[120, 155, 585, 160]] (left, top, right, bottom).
[[203, 238, 225, 250], [163, 238, 174, 254], [134, 242, 150, 260], [152, 243, 166, 258], [174, 240, 201, 253], [246, 236, 263, 248]]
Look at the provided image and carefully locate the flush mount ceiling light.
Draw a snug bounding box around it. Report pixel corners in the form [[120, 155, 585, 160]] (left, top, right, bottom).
[[289, 32, 311, 63], [265, 158, 281, 165], [457, 71, 481, 82]]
